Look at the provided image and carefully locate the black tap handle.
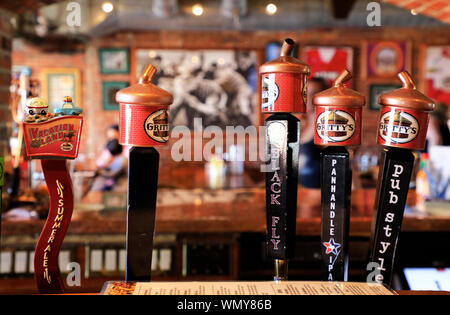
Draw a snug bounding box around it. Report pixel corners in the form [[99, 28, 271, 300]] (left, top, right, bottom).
[[126, 146, 159, 282], [320, 146, 351, 281], [265, 113, 300, 261], [368, 147, 414, 287]]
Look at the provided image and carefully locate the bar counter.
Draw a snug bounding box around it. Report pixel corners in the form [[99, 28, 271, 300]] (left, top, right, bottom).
[[2, 186, 448, 295], [2, 187, 449, 237]]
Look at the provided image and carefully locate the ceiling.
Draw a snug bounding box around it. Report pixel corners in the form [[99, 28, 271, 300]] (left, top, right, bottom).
[[384, 0, 450, 25], [90, 0, 447, 36], [0, 0, 447, 39], [0, 0, 58, 15]]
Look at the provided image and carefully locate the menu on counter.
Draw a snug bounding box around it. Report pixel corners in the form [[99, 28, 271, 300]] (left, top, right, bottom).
[[101, 281, 395, 295]]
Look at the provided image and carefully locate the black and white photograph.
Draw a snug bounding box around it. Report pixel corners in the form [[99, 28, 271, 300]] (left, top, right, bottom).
[[99, 48, 130, 74], [136, 49, 257, 129]]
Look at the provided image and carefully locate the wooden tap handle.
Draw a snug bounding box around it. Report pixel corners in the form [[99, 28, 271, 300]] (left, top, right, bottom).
[[34, 159, 74, 293]]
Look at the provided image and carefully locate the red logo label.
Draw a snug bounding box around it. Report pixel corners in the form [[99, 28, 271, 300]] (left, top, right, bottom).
[[377, 107, 429, 150], [23, 116, 83, 159]]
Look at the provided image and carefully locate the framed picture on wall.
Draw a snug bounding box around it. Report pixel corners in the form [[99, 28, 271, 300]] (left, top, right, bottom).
[[136, 49, 257, 129], [368, 84, 401, 111], [265, 41, 299, 61], [99, 48, 130, 74], [425, 46, 450, 104], [365, 41, 411, 79], [266, 41, 282, 61], [102, 81, 129, 111], [302, 46, 353, 86], [41, 68, 81, 110]]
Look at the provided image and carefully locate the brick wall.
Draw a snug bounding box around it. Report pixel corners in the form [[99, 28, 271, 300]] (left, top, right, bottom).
[[10, 27, 450, 177], [87, 28, 450, 153], [0, 9, 12, 166]]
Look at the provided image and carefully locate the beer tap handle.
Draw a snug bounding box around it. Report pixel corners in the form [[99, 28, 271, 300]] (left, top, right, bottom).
[[20, 96, 83, 294], [116, 64, 173, 282], [368, 72, 434, 287], [320, 146, 351, 281], [313, 69, 365, 281], [368, 147, 414, 286], [265, 114, 300, 281], [34, 160, 74, 293], [260, 38, 310, 281], [125, 147, 159, 281]]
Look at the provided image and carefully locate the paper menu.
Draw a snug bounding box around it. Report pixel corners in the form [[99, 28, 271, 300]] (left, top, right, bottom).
[[101, 281, 395, 295]]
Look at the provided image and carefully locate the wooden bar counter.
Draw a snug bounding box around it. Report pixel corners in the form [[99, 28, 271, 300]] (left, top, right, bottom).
[[1, 186, 449, 295], [2, 187, 449, 237]]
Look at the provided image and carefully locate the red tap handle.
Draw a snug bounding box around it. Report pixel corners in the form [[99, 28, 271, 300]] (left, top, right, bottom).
[[34, 159, 74, 293]]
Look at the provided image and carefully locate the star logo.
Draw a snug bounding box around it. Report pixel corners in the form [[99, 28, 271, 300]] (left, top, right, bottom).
[[323, 238, 341, 255]]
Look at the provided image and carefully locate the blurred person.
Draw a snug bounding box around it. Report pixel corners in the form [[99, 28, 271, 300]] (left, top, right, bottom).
[[235, 51, 257, 93], [297, 78, 329, 189], [96, 124, 120, 168], [424, 103, 450, 153], [91, 139, 128, 192]]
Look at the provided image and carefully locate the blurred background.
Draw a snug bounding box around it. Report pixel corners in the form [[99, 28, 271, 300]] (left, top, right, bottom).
[[0, 0, 449, 294]]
